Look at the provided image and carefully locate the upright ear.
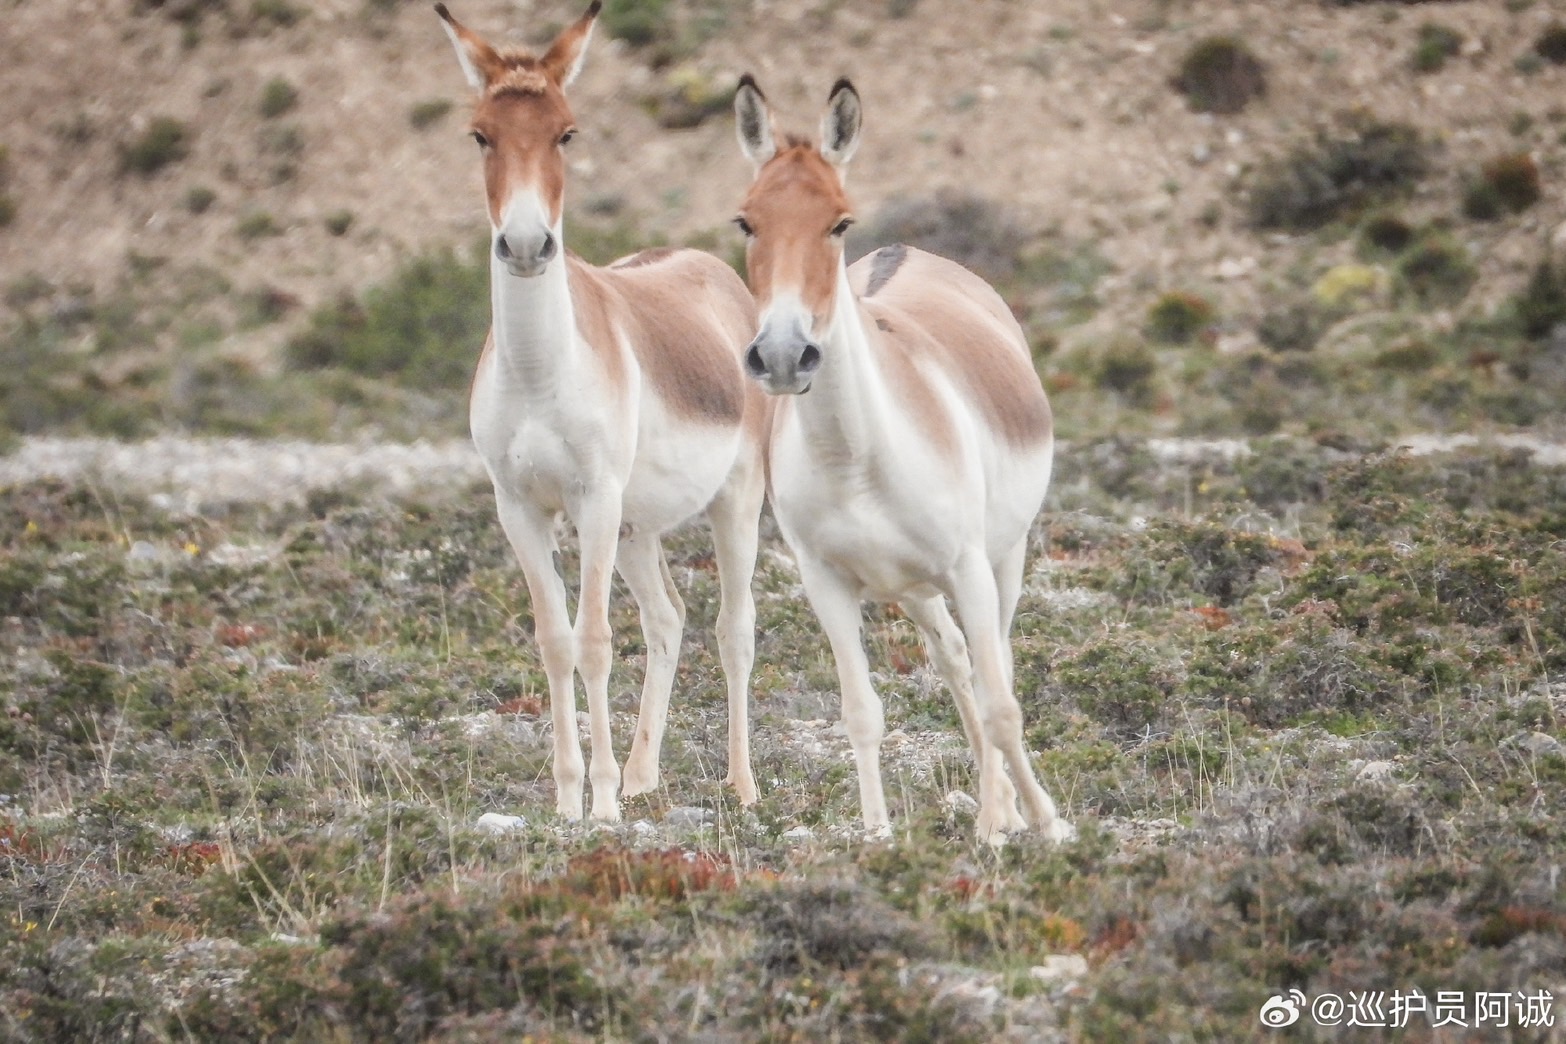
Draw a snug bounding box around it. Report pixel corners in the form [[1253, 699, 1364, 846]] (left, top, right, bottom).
[[735, 74, 777, 170], [436, 4, 502, 91], [820, 78, 862, 168], [540, 0, 601, 88]]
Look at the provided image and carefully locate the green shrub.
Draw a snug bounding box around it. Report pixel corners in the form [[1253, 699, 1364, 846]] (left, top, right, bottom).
[[1410, 23, 1462, 73], [0, 195, 14, 229], [285, 249, 487, 388], [1171, 36, 1267, 114], [119, 117, 191, 175], [407, 98, 452, 130], [259, 77, 298, 118], [1396, 232, 1476, 306], [600, 0, 672, 49], [236, 211, 281, 239], [1091, 336, 1159, 405], [1247, 117, 1427, 232], [1257, 301, 1327, 353], [1358, 211, 1416, 255], [1145, 291, 1216, 345], [1512, 259, 1566, 341], [323, 209, 354, 236], [184, 185, 217, 214]]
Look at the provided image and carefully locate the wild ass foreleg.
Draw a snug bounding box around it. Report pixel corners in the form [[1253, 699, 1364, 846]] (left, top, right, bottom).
[[901, 594, 1025, 834], [573, 493, 626, 821], [495, 493, 585, 820], [798, 555, 890, 838], [708, 469, 764, 805], [619, 534, 685, 799], [949, 550, 1073, 844]]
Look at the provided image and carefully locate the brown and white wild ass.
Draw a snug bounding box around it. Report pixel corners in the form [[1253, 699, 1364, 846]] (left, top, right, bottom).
[[732, 76, 1071, 843], [436, 3, 766, 822]]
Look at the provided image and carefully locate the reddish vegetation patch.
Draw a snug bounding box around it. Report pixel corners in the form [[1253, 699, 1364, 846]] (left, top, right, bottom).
[[495, 694, 544, 716], [552, 847, 740, 902]]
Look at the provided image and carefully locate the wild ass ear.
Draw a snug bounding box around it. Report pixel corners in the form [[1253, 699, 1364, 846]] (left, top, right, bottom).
[[541, 0, 601, 88], [820, 78, 862, 168], [734, 74, 777, 170], [435, 4, 503, 91]]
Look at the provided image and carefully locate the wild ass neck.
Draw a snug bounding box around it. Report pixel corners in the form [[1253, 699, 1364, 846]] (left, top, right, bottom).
[[489, 245, 579, 394], [791, 263, 889, 467]]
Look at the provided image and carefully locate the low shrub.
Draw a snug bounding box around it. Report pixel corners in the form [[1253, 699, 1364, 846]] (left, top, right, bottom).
[[1247, 116, 1427, 232], [1171, 37, 1267, 115], [1257, 301, 1328, 353], [285, 249, 487, 388], [259, 77, 298, 119], [1512, 258, 1566, 341], [1145, 291, 1216, 345], [1410, 23, 1462, 74], [1396, 232, 1476, 307], [1461, 153, 1541, 222], [1535, 22, 1566, 65], [119, 117, 190, 176], [1358, 211, 1416, 255]]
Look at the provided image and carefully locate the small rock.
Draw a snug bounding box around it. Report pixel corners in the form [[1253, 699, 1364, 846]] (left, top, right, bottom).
[[127, 540, 162, 563], [664, 806, 712, 828], [1215, 256, 1256, 280], [944, 791, 979, 815], [935, 978, 1002, 1019], [1507, 732, 1565, 758], [1356, 760, 1398, 783], [1030, 954, 1090, 984], [474, 812, 526, 834], [630, 819, 656, 836], [782, 825, 814, 842]]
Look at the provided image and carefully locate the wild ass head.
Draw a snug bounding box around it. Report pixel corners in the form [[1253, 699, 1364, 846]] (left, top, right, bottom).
[[732, 75, 863, 395], [437, 2, 600, 277]]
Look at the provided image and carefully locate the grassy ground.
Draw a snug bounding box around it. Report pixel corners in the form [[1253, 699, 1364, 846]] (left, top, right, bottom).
[[1, 436, 1563, 1040]]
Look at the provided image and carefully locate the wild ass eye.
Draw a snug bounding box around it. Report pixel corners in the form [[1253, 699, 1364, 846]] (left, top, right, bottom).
[[733, 216, 755, 237], [558, 129, 576, 146], [471, 130, 491, 149], [830, 217, 854, 237]]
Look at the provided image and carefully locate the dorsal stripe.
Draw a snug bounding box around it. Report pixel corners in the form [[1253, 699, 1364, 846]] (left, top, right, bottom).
[[863, 243, 908, 298]]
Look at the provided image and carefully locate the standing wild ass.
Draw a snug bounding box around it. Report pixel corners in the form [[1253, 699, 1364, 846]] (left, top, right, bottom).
[[437, 2, 766, 822], [732, 76, 1071, 843]]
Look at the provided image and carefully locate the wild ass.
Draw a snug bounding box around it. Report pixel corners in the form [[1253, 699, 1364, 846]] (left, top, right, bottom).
[[437, 2, 766, 822], [732, 76, 1071, 843]]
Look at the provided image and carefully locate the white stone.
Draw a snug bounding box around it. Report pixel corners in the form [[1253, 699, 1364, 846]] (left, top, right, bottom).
[[474, 812, 526, 834], [1030, 954, 1090, 983]]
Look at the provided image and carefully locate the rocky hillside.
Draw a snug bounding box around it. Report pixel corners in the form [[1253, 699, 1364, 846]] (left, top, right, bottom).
[[3, 0, 1565, 437]]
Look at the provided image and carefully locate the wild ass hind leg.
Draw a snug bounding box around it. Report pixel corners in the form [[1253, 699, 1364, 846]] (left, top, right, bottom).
[[572, 492, 628, 822], [797, 555, 890, 839], [494, 493, 585, 821], [900, 594, 1025, 836], [949, 549, 1073, 844], [619, 533, 685, 799], [707, 462, 764, 805]]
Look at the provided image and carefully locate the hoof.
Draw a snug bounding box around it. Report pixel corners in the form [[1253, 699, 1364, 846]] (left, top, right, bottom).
[[621, 764, 659, 798], [725, 772, 760, 806], [1042, 817, 1077, 844]]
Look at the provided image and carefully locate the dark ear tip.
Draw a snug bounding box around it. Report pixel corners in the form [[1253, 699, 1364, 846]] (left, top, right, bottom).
[[434, 2, 451, 21], [586, 0, 602, 15], [829, 77, 856, 99], [738, 72, 760, 94]]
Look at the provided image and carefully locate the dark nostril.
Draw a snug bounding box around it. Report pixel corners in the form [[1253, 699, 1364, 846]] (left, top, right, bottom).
[[799, 343, 822, 372], [744, 344, 767, 378], [538, 232, 557, 262], [494, 235, 512, 261]]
